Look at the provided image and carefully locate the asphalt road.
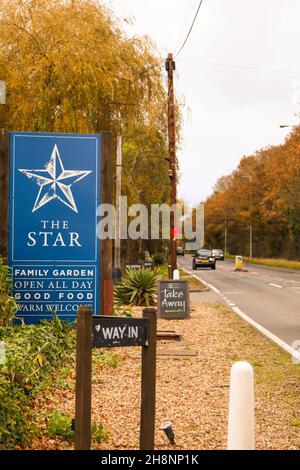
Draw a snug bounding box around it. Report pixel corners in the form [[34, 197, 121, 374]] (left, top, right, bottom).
[[179, 256, 300, 347]]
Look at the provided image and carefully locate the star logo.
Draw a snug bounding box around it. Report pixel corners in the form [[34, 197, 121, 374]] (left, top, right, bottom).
[[19, 144, 92, 213]]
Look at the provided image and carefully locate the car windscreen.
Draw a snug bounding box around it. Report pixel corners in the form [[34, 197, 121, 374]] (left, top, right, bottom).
[[197, 250, 212, 257]]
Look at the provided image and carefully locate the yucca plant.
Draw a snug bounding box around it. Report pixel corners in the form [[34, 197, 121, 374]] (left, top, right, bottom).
[[114, 268, 162, 306]]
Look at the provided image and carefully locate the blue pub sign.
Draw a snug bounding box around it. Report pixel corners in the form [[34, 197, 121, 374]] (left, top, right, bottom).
[[9, 132, 101, 323]]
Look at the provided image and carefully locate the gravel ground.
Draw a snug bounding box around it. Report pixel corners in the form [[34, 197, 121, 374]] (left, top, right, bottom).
[[32, 301, 300, 450]]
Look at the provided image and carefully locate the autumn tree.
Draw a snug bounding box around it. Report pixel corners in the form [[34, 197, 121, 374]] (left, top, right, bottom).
[[0, 0, 180, 261], [204, 125, 300, 259]]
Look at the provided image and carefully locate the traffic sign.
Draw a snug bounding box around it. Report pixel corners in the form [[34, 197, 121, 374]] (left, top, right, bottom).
[[235, 256, 243, 270]]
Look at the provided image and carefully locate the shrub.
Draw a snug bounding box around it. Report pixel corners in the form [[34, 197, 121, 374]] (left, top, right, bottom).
[[0, 258, 17, 326], [0, 377, 32, 449], [152, 252, 166, 266], [91, 423, 110, 444], [0, 318, 75, 449], [0, 258, 12, 296], [114, 268, 161, 306], [46, 412, 109, 444], [46, 412, 75, 441]]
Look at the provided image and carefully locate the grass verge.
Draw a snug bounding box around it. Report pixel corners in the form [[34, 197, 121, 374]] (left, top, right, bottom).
[[158, 264, 207, 291], [228, 255, 300, 271]]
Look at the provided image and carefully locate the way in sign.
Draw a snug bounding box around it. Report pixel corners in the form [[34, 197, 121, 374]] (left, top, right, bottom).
[[94, 324, 139, 340], [92, 317, 148, 348]]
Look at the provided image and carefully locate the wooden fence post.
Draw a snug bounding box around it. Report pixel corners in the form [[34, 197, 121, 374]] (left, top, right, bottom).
[[140, 308, 157, 450], [75, 306, 92, 450]]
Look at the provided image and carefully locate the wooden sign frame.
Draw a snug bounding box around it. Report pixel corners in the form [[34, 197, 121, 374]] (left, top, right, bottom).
[[75, 307, 157, 451]]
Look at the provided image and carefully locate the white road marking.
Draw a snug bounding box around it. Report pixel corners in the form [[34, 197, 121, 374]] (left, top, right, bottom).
[[192, 274, 220, 294], [231, 306, 300, 363], [269, 283, 283, 289], [179, 262, 300, 362], [178, 264, 221, 293], [182, 260, 300, 362]]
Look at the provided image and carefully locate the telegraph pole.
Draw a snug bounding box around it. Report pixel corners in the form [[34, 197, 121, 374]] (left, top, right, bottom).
[[166, 53, 177, 275]]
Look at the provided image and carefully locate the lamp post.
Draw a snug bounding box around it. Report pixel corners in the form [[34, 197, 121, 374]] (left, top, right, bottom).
[[224, 216, 228, 258], [241, 175, 253, 261]]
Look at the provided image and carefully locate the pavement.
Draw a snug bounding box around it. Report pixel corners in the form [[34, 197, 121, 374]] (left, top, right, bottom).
[[179, 256, 300, 348]]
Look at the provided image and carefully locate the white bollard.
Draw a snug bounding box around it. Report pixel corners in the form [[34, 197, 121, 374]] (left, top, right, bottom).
[[173, 269, 180, 280], [227, 361, 255, 450]]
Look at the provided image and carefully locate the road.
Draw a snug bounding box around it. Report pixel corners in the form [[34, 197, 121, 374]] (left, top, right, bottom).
[[179, 256, 300, 348]]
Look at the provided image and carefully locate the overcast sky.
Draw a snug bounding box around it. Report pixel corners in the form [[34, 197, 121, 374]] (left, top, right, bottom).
[[103, 0, 300, 205]]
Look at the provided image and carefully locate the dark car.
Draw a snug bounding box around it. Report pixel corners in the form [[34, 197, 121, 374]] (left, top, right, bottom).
[[212, 249, 224, 261], [192, 249, 216, 270], [176, 247, 185, 256]]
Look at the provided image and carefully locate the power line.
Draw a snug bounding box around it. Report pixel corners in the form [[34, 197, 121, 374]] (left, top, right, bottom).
[[174, 0, 197, 54], [174, 0, 204, 59], [177, 57, 300, 76]]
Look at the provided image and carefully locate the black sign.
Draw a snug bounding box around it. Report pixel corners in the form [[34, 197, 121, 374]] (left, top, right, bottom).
[[157, 280, 190, 319], [126, 263, 142, 270], [92, 316, 148, 348], [144, 262, 153, 269]]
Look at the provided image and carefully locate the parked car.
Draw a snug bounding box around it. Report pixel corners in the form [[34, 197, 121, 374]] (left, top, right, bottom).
[[212, 249, 224, 261], [176, 246, 185, 256], [192, 249, 216, 270]]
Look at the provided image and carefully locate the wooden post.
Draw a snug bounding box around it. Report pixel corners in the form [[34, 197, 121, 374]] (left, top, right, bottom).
[[100, 132, 114, 316], [115, 136, 122, 269], [140, 308, 157, 450], [166, 54, 177, 276], [0, 129, 9, 259], [75, 306, 92, 450]]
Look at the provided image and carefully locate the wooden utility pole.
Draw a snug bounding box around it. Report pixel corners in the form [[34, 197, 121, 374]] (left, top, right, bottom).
[[100, 132, 114, 316], [114, 136, 122, 274], [0, 129, 9, 259], [166, 54, 177, 276]]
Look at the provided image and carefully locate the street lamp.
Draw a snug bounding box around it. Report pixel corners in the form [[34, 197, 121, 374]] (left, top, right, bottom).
[[240, 175, 253, 261], [224, 216, 228, 257]]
